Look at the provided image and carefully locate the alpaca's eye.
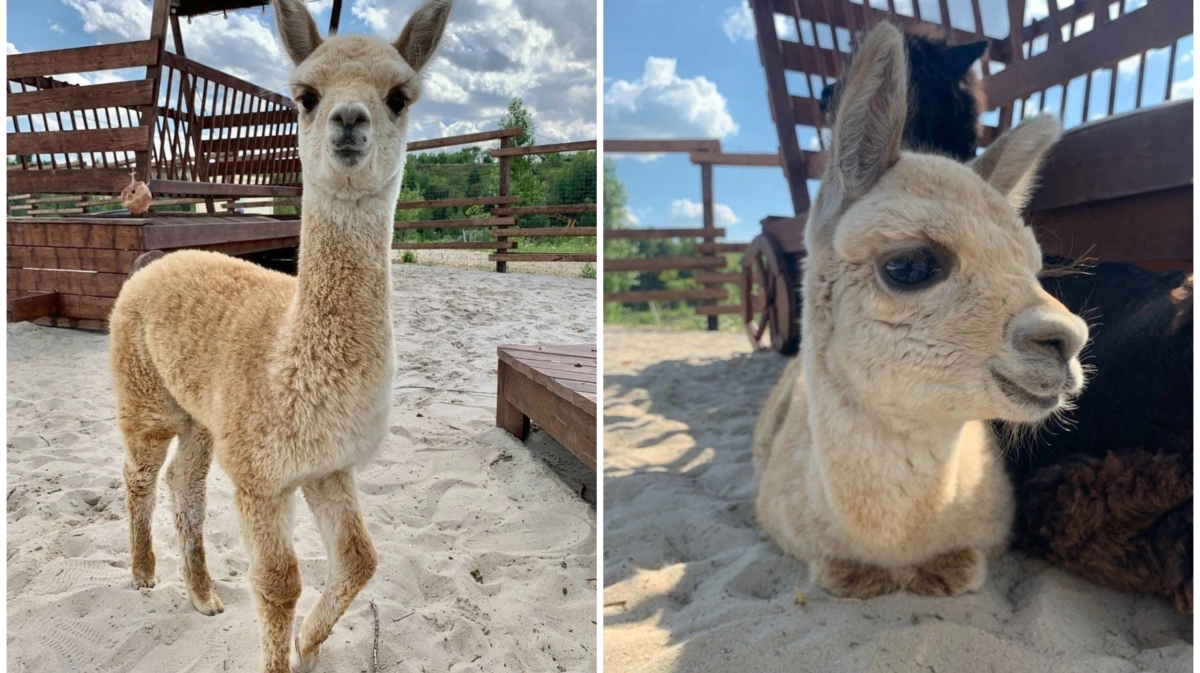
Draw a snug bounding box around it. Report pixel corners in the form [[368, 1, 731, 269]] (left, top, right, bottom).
[[297, 91, 320, 112], [386, 91, 407, 115], [881, 248, 943, 290]]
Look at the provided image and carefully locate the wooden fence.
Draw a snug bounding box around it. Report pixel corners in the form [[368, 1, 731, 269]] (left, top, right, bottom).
[[602, 140, 764, 330]]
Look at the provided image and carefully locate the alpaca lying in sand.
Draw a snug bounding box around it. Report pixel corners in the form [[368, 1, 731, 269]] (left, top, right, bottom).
[[752, 22, 1089, 598], [817, 25, 1193, 612], [108, 1, 451, 670]]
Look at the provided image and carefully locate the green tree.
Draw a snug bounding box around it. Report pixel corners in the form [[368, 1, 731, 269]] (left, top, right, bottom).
[[603, 158, 638, 320], [498, 96, 536, 148]]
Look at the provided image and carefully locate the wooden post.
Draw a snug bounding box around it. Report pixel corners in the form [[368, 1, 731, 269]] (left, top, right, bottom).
[[137, 0, 170, 186], [495, 134, 512, 273], [700, 163, 718, 331]]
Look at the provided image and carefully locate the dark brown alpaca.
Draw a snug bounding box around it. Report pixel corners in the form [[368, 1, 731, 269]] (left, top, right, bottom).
[[817, 24, 1193, 613], [819, 26, 987, 161]]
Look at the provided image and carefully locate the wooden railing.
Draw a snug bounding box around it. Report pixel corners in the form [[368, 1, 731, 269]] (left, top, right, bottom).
[[602, 140, 755, 329]]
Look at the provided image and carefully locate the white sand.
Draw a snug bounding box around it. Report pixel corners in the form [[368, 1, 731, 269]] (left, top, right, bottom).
[[6, 264, 597, 673], [602, 328, 1191, 673]]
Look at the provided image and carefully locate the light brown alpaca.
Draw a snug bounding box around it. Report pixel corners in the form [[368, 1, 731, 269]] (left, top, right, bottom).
[[107, 1, 451, 670], [752, 23, 1090, 599]]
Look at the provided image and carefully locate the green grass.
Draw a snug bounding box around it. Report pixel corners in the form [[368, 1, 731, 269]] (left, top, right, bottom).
[[516, 236, 596, 254]]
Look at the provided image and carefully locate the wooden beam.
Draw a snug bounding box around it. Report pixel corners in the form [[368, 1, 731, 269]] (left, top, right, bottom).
[[393, 217, 515, 230], [492, 204, 597, 216], [147, 180, 302, 197], [7, 168, 133, 195], [7, 292, 59, 323], [6, 40, 161, 79], [8, 80, 156, 116], [604, 228, 724, 240], [604, 288, 728, 303], [406, 127, 523, 152], [750, 0, 810, 215], [7, 127, 152, 157], [603, 139, 721, 154], [689, 152, 782, 166], [603, 256, 726, 272], [489, 253, 596, 263], [390, 241, 516, 250], [394, 195, 518, 210], [490, 140, 596, 157], [491, 227, 597, 237]]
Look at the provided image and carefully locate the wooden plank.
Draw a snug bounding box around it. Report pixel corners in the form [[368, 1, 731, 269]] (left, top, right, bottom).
[[498, 346, 597, 412], [7, 168, 135, 195], [7, 246, 141, 273], [694, 272, 743, 285], [191, 236, 300, 258], [7, 127, 152, 157], [7, 40, 160, 79], [492, 204, 597, 216], [393, 218, 515, 230], [406, 128, 522, 152], [8, 80, 156, 116], [394, 195, 518, 210], [391, 241, 516, 250], [693, 303, 742, 316], [750, 0, 812, 214], [142, 218, 301, 249], [8, 268, 126, 298], [148, 180, 302, 198], [57, 293, 115, 320], [604, 288, 729, 303], [1029, 186, 1192, 264], [31, 316, 107, 331], [488, 253, 596, 263], [984, 0, 1192, 108], [603, 256, 726, 272], [502, 344, 597, 357], [1027, 100, 1192, 212], [491, 227, 597, 237], [604, 228, 724, 240], [7, 221, 145, 249], [496, 359, 531, 440], [603, 139, 721, 153], [160, 51, 292, 108], [689, 152, 782, 166], [696, 243, 749, 254], [7, 292, 59, 323], [498, 363, 597, 455], [490, 140, 596, 157], [198, 132, 297, 156]]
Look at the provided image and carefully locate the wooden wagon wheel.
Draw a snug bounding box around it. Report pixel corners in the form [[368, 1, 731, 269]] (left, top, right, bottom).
[[742, 234, 800, 355]]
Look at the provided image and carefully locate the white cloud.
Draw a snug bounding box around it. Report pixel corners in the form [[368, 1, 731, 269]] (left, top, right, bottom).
[[1171, 75, 1193, 99], [50, 23, 66, 34], [605, 57, 739, 139], [669, 198, 739, 227], [722, 2, 795, 42], [7, 42, 20, 55]]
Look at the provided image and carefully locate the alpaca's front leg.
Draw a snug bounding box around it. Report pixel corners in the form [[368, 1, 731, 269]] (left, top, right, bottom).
[[811, 556, 899, 599], [235, 488, 302, 673], [292, 470, 378, 672], [899, 547, 986, 596]]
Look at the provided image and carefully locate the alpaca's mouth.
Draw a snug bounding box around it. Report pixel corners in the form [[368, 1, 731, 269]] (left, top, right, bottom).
[[333, 148, 365, 166], [990, 368, 1061, 410]]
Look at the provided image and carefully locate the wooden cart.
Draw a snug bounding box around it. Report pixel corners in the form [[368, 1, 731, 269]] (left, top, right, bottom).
[[742, 0, 1193, 353], [5, 0, 350, 328]]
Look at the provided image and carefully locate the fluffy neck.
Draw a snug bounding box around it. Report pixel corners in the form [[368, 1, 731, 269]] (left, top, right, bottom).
[[800, 251, 973, 547], [287, 186, 395, 349]]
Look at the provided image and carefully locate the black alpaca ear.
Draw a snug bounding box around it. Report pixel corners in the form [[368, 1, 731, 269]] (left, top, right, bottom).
[[945, 40, 988, 76], [819, 82, 838, 117]]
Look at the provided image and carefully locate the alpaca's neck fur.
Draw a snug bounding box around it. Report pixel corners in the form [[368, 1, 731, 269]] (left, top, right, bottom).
[[800, 254, 986, 550]]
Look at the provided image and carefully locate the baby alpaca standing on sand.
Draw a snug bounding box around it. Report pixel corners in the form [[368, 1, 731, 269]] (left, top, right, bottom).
[[752, 22, 1089, 599], [107, 1, 451, 671]]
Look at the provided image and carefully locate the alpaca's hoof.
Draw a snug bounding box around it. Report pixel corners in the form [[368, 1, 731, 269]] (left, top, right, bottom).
[[1172, 581, 1192, 615], [191, 592, 225, 616], [902, 548, 985, 597], [813, 557, 899, 599], [290, 634, 319, 673], [132, 572, 156, 590]]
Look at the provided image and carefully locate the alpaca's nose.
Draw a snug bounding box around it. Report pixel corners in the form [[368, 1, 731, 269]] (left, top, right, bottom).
[[329, 102, 371, 145], [1009, 309, 1088, 364]]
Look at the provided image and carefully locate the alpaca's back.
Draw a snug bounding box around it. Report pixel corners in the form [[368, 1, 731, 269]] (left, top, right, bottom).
[[110, 250, 296, 434]]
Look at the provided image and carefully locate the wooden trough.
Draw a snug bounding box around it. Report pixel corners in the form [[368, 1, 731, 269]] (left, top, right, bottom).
[[496, 345, 598, 470], [742, 0, 1194, 353]]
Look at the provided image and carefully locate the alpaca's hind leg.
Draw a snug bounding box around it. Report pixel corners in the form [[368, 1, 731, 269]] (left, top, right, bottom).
[[292, 470, 378, 672], [166, 422, 223, 616], [235, 488, 301, 673], [120, 417, 174, 590], [812, 556, 899, 599], [900, 547, 986, 597]]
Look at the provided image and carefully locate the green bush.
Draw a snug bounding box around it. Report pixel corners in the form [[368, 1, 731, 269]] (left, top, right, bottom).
[[401, 250, 417, 264], [580, 263, 596, 279]]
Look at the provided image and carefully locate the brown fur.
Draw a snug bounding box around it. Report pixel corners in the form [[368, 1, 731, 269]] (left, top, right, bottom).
[[108, 2, 451, 671]]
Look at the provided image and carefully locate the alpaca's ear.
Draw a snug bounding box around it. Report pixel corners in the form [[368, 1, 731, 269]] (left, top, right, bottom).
[[272, 0, 323, 66], [828, 22, 907, 203], [395, 0, 452, 72], [945, 41, 988, 76], [969, 114, 1061, 211]]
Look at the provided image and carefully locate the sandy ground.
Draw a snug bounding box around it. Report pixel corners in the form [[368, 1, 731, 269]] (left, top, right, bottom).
[[6, 264, 597, 673], [393, 250, 594, 278], [602, 328, 1191, 673]]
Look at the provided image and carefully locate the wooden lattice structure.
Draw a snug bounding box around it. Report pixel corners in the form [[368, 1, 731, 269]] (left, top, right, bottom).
[[743, 0, 1193, 352]]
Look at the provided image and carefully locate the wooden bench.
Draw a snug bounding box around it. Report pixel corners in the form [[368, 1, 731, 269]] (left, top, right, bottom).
[[496, 344, 597, 470]]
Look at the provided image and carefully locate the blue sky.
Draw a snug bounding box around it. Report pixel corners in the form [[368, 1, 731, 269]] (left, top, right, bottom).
[[7, 0, 597, 144], [603, 0, 1193, 241]]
